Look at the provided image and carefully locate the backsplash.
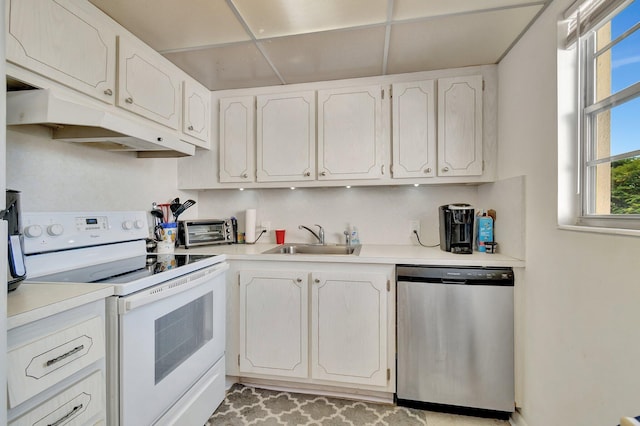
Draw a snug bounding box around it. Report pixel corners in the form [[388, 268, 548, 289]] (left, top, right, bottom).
[[197, 185, 479, 245]]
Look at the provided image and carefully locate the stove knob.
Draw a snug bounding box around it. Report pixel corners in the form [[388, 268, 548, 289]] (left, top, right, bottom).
[[47, 224, 64, 236], [134, 220, 144, 229], [24, 225, 43, 238], [122, 220, 133, 230]]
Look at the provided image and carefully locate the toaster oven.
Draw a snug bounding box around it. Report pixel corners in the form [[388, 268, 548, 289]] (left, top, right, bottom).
[[178, 219, 234, 248]]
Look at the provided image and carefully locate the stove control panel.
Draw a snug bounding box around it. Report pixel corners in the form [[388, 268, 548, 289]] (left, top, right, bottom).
[[22, 211, 149, 254]]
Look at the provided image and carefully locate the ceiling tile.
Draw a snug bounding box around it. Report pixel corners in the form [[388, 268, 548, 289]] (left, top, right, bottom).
[[387, 5, 543, 74], [89, 0, 250, 51], [393, 0, 546, 20], [163, 43, 282, 90], [232, 0, 388, 39], [260, 27, 387, 84]]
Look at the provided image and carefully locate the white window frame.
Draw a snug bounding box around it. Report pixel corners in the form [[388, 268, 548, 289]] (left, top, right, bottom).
[[568, 0, 640, 232]]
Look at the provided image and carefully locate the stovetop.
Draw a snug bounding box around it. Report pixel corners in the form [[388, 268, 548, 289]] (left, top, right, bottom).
[[27, 252, 224, 296]]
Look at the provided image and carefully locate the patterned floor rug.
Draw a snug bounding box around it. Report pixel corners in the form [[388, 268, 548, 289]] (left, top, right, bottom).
[[207, 383, 428, 425]]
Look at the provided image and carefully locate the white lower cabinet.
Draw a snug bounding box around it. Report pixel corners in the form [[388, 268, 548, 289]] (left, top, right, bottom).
[[311, 271, 388, 387], [237, 263, 394, 392], [239, 270, 309, 378], [7, 299, 107, 426], [9, 371, 104, 426]]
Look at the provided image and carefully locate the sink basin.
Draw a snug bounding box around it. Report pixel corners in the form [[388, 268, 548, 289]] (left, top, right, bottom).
[[262, 244, 361, 256]]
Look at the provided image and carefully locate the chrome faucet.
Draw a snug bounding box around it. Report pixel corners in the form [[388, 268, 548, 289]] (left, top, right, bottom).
[[299, 224, 325, 245]]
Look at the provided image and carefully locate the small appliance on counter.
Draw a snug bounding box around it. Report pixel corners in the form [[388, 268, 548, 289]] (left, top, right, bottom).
[[178, 218, 234, 248], [4, 190, 26, 291], [439, 203, 474, 254]]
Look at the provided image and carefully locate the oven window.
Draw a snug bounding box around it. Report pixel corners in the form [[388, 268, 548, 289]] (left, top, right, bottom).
[[154, 292, 213, 384]]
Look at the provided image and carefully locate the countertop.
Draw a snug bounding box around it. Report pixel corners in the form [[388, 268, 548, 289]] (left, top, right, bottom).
[[7, 283, 114, 329], [6, 244, 522, 326], [177, 243, 525, 268]]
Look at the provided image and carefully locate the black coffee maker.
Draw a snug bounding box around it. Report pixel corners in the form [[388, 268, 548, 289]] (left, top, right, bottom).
[[4, 190, 26, 291], [439, 204, 474, 254]]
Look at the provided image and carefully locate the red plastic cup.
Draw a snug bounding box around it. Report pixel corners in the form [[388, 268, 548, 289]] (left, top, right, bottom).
[[275, 229, 286, 244]]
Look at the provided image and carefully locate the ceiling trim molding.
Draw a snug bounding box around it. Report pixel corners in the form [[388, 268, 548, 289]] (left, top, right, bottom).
[[382, 0, 394, 75]]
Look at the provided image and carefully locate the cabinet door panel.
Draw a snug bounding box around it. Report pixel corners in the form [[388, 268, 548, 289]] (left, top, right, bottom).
[[317, 86, 384, 180], [257, 92, 315, 182], [239, 270, 308, 378], [183, 80, 211, 146], [8, 371, 104, 426], [7, 316, 105, 408], [392, 81, 436, 178], [311, 272, 387, 386], [437, 75, 483, 176], [219, 96, 255, 183], [117, 37, 181, 129], [6, 0, 116, 103]]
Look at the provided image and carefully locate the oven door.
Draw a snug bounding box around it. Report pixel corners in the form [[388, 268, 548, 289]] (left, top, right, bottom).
[[117, 262, 227, 426]]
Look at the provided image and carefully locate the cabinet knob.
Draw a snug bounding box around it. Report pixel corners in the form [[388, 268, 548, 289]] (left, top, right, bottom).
[[125, 97, 134, 104], [425, 168, 432, 173], [320, 171, 327, 177], [442, 167, 450, 172], [103, 89, 113, 96], [296, 278, 302, 283], [314, 278, 320, 284], [242, 173, 248, 179], [304, 171, 311, 177], [188, 125, 194, 131]]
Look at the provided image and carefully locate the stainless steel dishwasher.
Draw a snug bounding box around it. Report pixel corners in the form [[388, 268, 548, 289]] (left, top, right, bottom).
[[396, 265, 514, 417]]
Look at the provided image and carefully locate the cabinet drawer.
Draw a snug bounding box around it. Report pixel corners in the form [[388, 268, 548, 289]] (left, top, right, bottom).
[[9, 370, 105, 426], [8, 316, 105, 408]]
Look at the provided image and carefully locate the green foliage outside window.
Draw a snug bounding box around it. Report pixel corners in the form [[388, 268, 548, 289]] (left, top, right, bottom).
[[611, 158, 640, 214]]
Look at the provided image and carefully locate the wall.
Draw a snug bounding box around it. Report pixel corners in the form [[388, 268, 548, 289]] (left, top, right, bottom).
[[498, 1, 640, 425], [6, 125, 198, 223]]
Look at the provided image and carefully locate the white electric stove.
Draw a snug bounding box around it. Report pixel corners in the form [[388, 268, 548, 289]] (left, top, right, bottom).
[[22, 211, 228, 426]]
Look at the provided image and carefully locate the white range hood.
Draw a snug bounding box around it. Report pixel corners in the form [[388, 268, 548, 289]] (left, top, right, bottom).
[[6, 89, 195, 157]]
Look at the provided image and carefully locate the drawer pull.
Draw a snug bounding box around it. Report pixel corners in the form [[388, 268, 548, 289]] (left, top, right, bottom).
[[125, 97, 134, 104], [46, 345, 84, 367], [48, 403, 83, 426]]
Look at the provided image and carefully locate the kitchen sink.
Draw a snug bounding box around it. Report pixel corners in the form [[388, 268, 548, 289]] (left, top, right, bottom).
[[262, 244, 361, 256]]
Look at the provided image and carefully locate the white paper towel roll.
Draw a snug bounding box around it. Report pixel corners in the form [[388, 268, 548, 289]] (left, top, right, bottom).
[[245, 209, 256, 243]]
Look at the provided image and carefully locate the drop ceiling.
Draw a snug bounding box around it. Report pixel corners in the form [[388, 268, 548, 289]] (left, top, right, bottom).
[[89, 0, 549, 91]]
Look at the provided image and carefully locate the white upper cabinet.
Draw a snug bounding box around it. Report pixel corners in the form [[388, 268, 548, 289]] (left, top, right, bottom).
[[6, 0, 116, 104], [117, 37, 181, 129], [219, 96, 255, 183], [391, 80, 437, 178], [257, 92, 316, 182], [182, 80, 211, 146], [437, 75, 483, 177], [317, 86, 385, 180]]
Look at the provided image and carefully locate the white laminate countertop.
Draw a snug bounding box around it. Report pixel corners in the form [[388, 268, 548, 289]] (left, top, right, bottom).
[[7, 283, 114, 329], [177, 243, 525, 268]]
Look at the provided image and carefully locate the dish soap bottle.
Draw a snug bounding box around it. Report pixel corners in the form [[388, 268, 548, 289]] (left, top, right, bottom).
[[350, 226, 360, 245]]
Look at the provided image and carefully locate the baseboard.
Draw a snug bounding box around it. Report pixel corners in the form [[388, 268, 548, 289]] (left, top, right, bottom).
[[510, 409, 530, 426], [237, 377, 394, 404], [225, 375, 239, 391]]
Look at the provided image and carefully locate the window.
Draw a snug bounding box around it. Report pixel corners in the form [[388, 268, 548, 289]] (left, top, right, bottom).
[[571, 0, 640, 229]]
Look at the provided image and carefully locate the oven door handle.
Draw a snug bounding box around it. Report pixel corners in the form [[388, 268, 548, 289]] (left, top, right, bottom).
[[118, 262, 229, 314]]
